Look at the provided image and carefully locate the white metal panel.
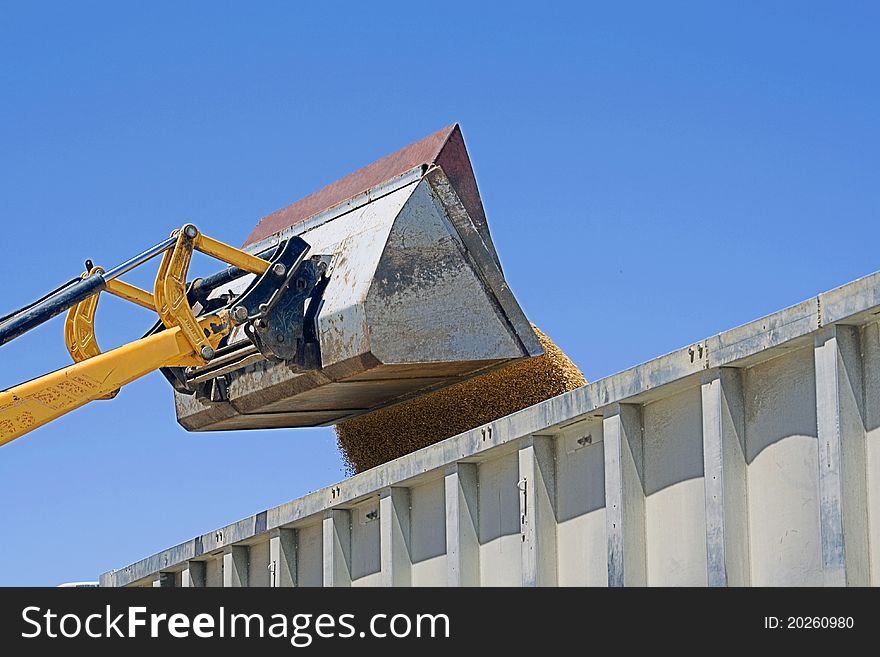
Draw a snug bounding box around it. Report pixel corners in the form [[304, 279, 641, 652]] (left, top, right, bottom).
[[701, 369, 750, 586], [296, 523, 323, 588], [745, 347, 822, 586], [835, 326, 870, 586], [247, 540, 270, 588], [445, 464, 479, 586], [205, 557, 222, 588], [556, 418, 607, 586], [519, 436, 557, 586], [644, 386, 708, 586], [604, 404, 646, 586], [478, 452, 521, 586], [351, 499, 381, 586], [410, 478, 447, 586], [104, 268, 880, 589], [864, 322, 880, 585]]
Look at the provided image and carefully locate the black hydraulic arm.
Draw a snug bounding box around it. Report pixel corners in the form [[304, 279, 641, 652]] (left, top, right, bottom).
[[0, 236, 279, 349], [0, 274, 107, 347]]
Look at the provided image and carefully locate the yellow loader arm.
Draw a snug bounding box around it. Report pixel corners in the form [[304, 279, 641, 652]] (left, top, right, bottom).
[[0, 317, 227, 445], [0, 224, 276, 446]]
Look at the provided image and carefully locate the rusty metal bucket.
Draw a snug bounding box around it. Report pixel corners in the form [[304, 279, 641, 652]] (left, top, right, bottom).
[[175, 125, 542, 431]]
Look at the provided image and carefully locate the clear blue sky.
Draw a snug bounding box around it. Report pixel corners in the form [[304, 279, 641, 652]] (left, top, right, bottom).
[[1, 2, 878, 585]]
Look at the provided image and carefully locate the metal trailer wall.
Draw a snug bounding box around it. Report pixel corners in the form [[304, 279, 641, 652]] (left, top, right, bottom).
[[101, 271, 880, 587]]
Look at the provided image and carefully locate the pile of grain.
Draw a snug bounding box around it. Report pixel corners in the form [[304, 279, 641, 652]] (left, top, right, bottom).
[[335, 325, 585, 473]]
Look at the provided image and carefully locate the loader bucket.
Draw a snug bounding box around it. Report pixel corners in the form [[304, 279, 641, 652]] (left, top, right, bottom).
[[175, 124, 542, 431]]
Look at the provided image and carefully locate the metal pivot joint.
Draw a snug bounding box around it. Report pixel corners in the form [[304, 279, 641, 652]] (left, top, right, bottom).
[[230, 236, 328, 366], [0, 222, 330, 446]]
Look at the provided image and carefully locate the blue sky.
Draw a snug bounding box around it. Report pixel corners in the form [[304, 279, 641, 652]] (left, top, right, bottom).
[[0, 2, 878, 585]]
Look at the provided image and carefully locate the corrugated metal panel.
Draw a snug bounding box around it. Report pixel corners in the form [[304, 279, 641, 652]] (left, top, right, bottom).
[[103, 270, 880, 587]]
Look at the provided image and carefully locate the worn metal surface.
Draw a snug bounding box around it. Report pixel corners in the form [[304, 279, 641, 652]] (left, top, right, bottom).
[[175, 130, 541, 430], [244, 124, 499, 269], [106, 269, 880, 587]]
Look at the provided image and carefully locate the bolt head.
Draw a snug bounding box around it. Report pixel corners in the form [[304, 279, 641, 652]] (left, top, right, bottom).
[[183, 224, 198, 239], [275, 333, 285, 343], [200, 345, 215, 360], [272, 263, 287, 277], [233, 305, 249, 321]]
